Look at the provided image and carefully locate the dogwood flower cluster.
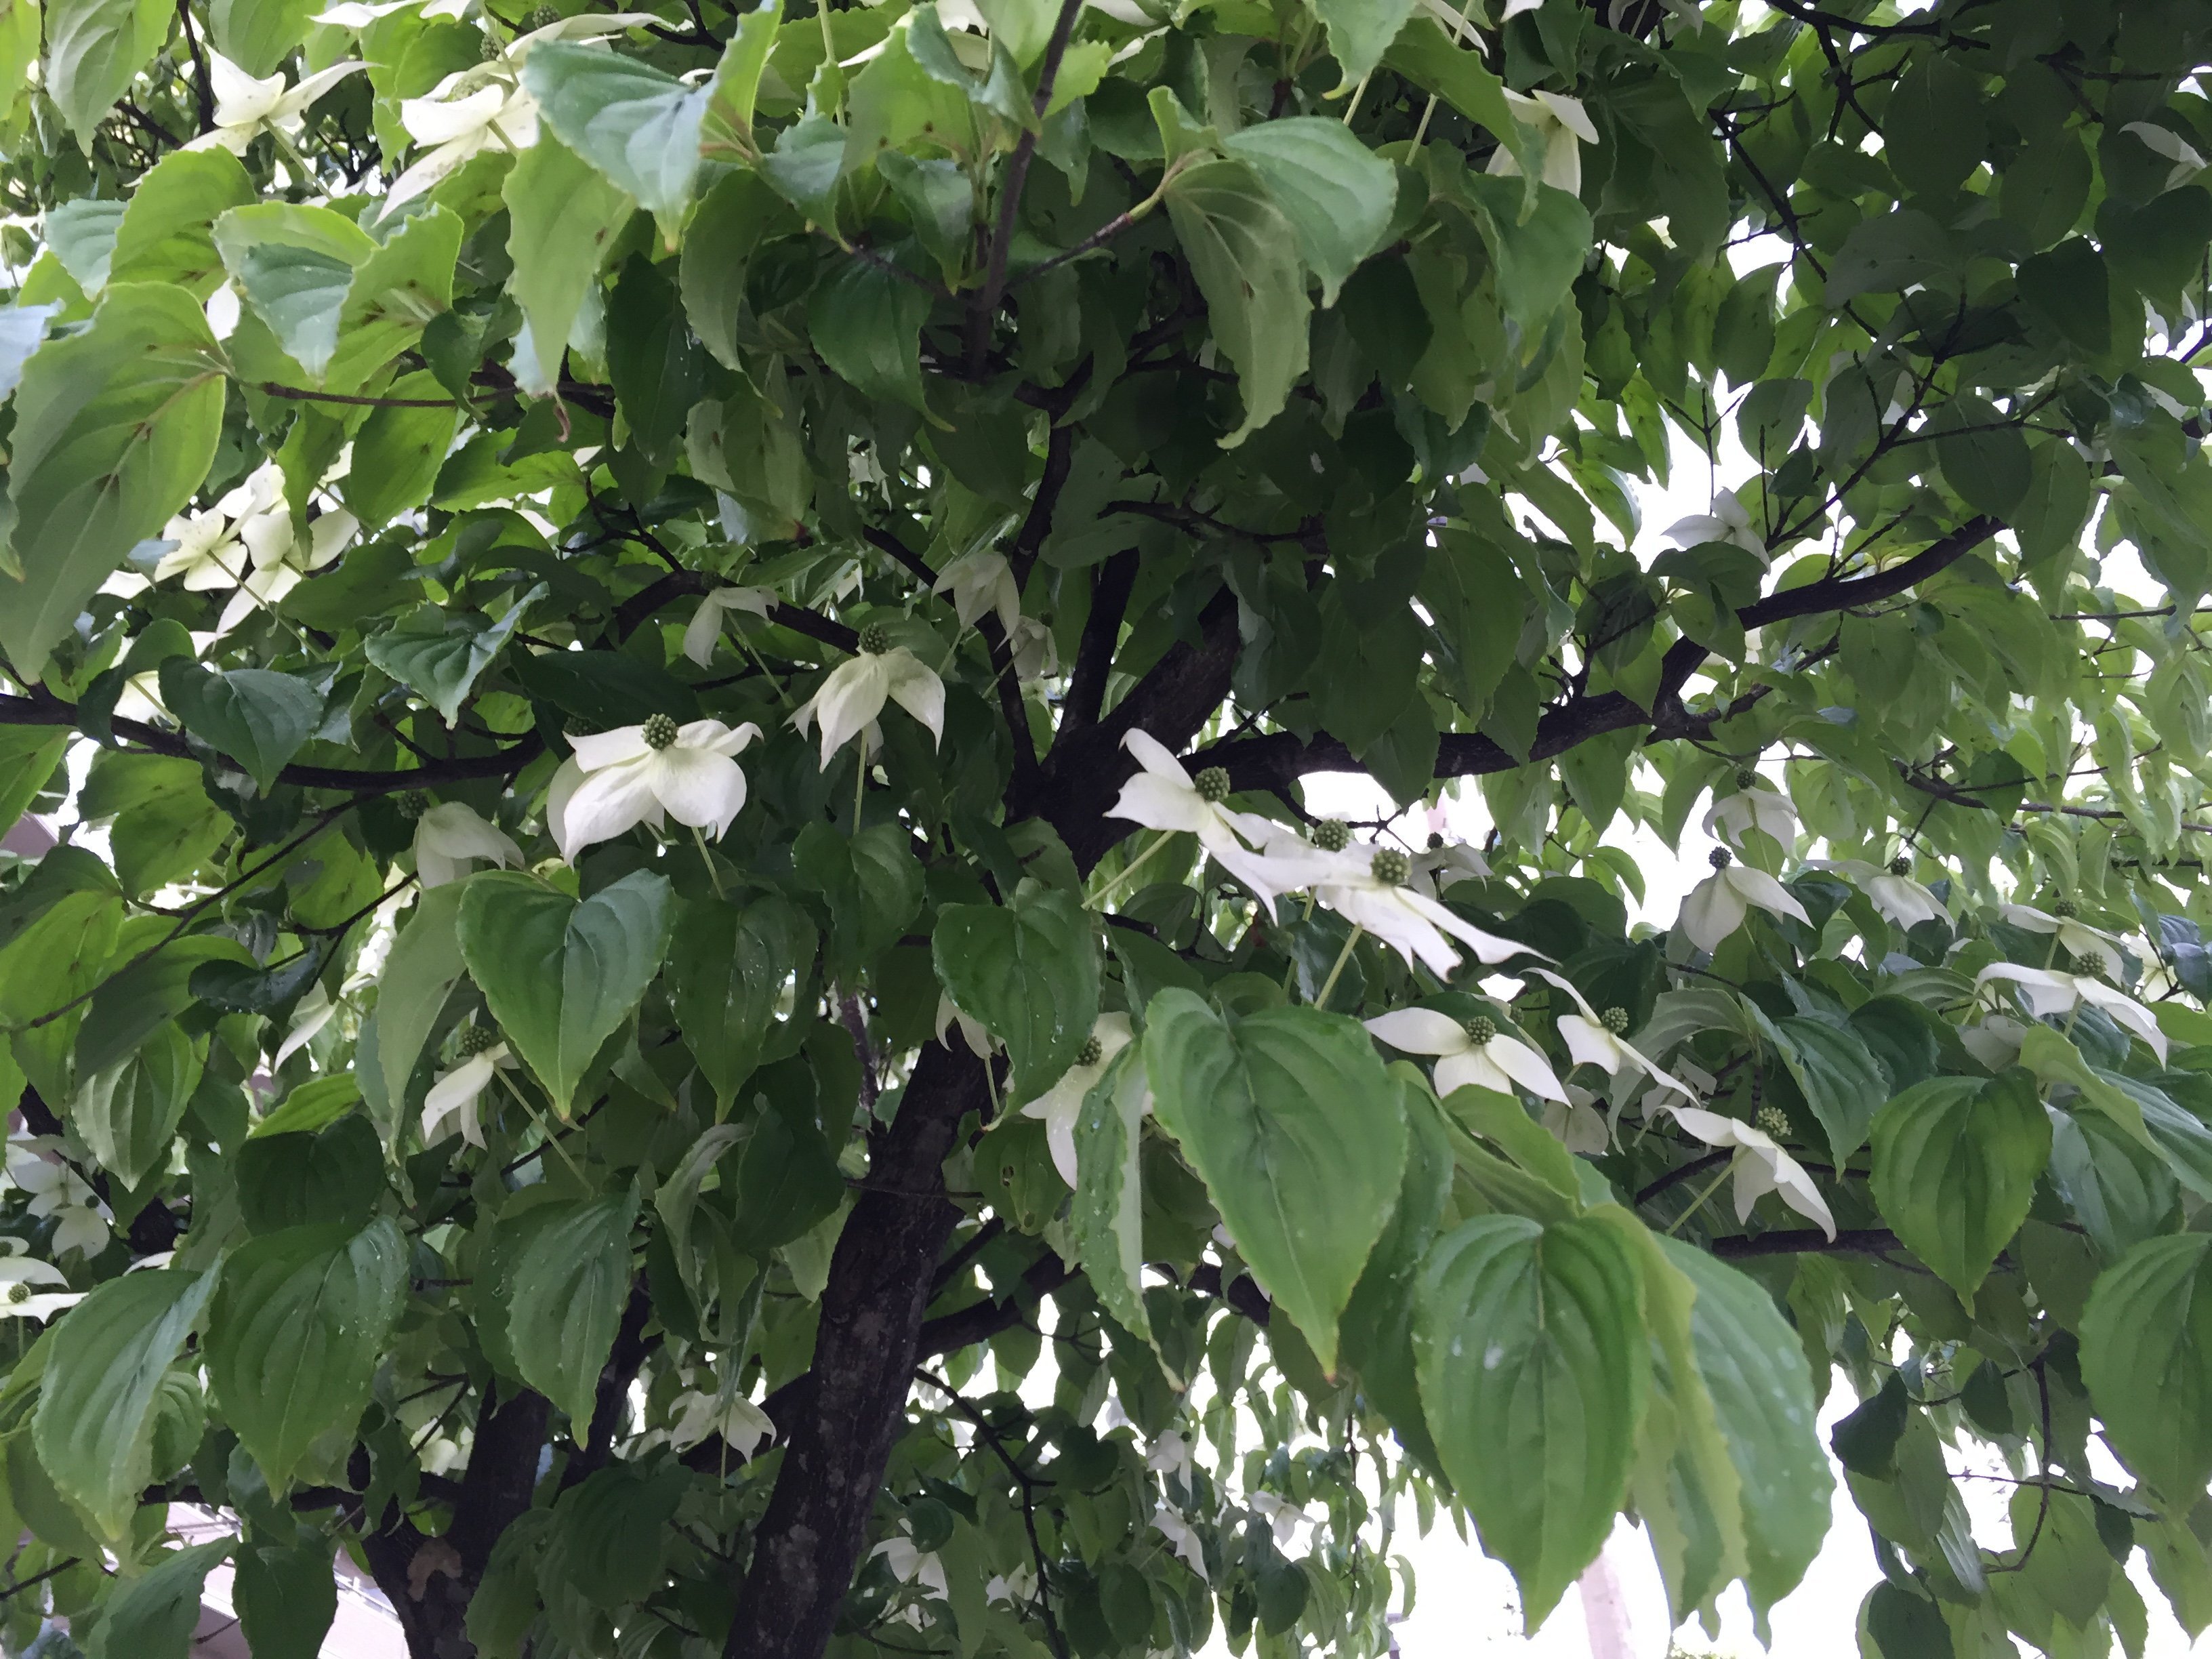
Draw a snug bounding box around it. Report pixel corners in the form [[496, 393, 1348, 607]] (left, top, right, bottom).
[[6, 1146, 111, 1258], [792, 626, 945, 769], [1999, 901, 2125, 974], [411, 800, 523, 888], [0, 1241, 83, 1323], [1664, 487, 1769, 562], [153, 460, 356, 633], [422, 1025, 514, 1148], [1017, 1015, 1138, 1187], [1813, 857, 1948, 931], [1662, 1105, 1837, 1238], [1678, 846, 1811, 952], [1978, 963, 2169, 1062], [548, 714, 764, 861], [1366, 1006, 1568, 1104]]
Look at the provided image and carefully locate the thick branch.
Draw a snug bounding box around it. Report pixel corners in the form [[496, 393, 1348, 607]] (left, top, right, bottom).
[[1060, 549, 1137, 739]]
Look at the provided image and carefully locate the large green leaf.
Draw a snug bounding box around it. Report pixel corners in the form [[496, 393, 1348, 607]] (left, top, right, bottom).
[[806, 258, 931, 413], [157, 662, 325, 793], [1071, 1044, 1156, 1355], [343, 371, 462, 525], [33, 1267, 214, 1536], [363, 584, 537, 724], [1143, 989, 1407, 1372], [1414, 1213, 1647, 1628], [84, 1538, 233, 1659], [1221, 117, 1393, 306], [205, 1218, 409, 1488], [109, 149, 255, 297], [213, 203, 377, 381], [1160, 150, 1311, 447], [374, 881, 467, 1111], [1459, 176, 1593, 333], [792, 822, 923, 980], [456, 869, 676, 1113], [44, 0, 167, 138], [233, 1536, 340, 1659], [0, 284, 227, 674], [524, 42, 710, 220], [73, 1019, 201, 1187], [2081, 1233, 2212, 1505], [327, 205, 462, 393], [501, 133, 634, 396], [508, 1187, 640, 1425], [933, 884, 1101, 1103], [1311, 0, 1415, 92], [1869, 1071, 2049, 1306], [1771, 1014, 1891, 1166], [668, 890, 817, 1113]]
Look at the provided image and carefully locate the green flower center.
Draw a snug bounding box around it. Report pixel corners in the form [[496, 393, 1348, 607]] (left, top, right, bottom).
[[1601, 1006, 1630, 1035], [1370, 848, 1410, 886], [1708, 846, 1732, 870], [1313, 819, 1350, 853], [1077, 1036, 1103, 1067], [6, 1281, 28, 1305], [398, 790, 431, 821], [457, 1023, 501, 1058], [1889, 855, 1913, 878], [642, 713, 680, 751], [1734, 767, 1759, 790], [477, 29, 503, 59], [859, 623, 893, 656], [528, 1, 558, 25], [1193, 767, 1231, 805], [2052, 897, 2079, 918], [1755, 1104, 1792, 1138], [1464, 1016, 1496, 1046]]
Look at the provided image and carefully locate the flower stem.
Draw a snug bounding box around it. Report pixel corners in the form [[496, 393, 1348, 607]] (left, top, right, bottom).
[[1314, 924, 1364, 1010], [691, 824, 728, 901], [852, 750, 867, 836], [496, 1067, 585, 1183], [1665, 1152, 1741, 1237], [1087, 830, 1172, 910]]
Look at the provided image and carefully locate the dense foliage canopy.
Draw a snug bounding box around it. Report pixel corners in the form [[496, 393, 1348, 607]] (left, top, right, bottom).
[[1, 0, 2211, 1655]]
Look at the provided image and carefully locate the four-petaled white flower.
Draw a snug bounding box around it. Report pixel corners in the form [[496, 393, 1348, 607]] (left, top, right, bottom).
[[185, 52, 365, 155], [1018, 1014, 1136, 1188], [1663, 488, 1768, 562], [933, 550, 1021, 636], [1679, 850, 1811, 952], [1663, 1105, 1836, 1240], [669, 1386, 776, 1458], [1487, 89, 1597, 195], [548, 715, 762, 861], [682, 586, 777, 668], [2125, 120, 2207, 192], [7, 1155, 111, 1258], [1534, 968, 1703, 1104], [1007, 615, 1058, 682], [872, 1534, 949, 1598], [791, 632, 945, 769], [422, 1034, 512, 1147], [1814, 859, 1947, 932], [214, 508, 356, 634], [0, 1243, 83, 1324], [1999, 903, 2123, 974], [1705, 785, 1797, 854], [155, 461, 289, 590], [384, 73, 539, 217], [413, 801, 523, 888], [1246, 1491, 1311, 1548], [1542, 1084, 1609, 1155], [1313, 844, 1528, 978], [1107, 733, 1317, 919], [1976, 964, 2169, 1063], [1146, 1429, 1195, 1484], [1151, 1505, 1208, 1580], [1366, 1006, 1565, 1103]]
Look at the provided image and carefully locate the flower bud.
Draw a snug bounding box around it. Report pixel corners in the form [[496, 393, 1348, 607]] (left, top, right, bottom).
[[1370, 848, 1410, 886], [1734, 767, 1759, 790], [1601, 1006, 1630, 1035], [456, 1023, 501, 1058], [859, 622, 893, 656], [528, 1, 558, 25], [1427, 832, 1444, 851], [1708, 846, 1732, 870], [1889, 855, 1913, 878], [1464, 1015, 1496, 1046], [2052, 897, 2078, 918], [1193, 766, 1231, 804], [1313, 819, 1350, 853], [1077, 1035, 1103, 1067], [642, 713, 680, 751]]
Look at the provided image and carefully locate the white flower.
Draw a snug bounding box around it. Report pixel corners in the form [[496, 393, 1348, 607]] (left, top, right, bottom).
[[1151, 1505, 1208, 1580], [1312, 845, 1528, 978], [872, 1535, 949, 1598], [669, 1387, 775, 1458], [1486, 89, 1597, 195], [2125, 120, 2207, 191], [1018, 1014, 1136, 1188], [155, 462, 287, 590], [1533, 968, 1703, 1105], [422, 1040, 512, 1147], [1105, 733, 1318, 920], [791, 639, 944, 769], [1542, 1084, 1609, 1155], [413, 802, 523, 888], [933, 550, 1021, 636], [1663, 488, 1767, 562], [1813, 859, 1947, 932], [682, 586, 776, 668], [7, 1157, 111, 1259], [1704, 786, 1797, 854], [984, 1565, 1038, 1605], [1247, 1491, 1311, 1548], [1976, 964, 2169, 1063], [1007, 616, 1058, 682], [1679, 854, 1811, 952], [185, 52, 365, 154], [1365, 1006, 1565, 1104], [1408, 839, 1489, 897], [1663, 1105, 1836, 1240], [1999, 903, 2123, 975], [934, 993, 998, 1059], [208, 499, 356, 635], [548, 716, 762, 861], [384, 73, 540, 218], [273, 983, 337, 1069], [1146, 1429, 1194, 1483], [0, 1250, 83, 1324]]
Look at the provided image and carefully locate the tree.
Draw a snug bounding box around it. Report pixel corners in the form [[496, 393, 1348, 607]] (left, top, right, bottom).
[[0, 0, 2207, 1654]]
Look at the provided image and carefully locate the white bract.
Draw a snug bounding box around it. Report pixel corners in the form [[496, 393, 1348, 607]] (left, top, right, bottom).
[[386, 75, 540, 216], [1151, 1505, 1208, 1580], [1534, 968, 1703, 1104], [413, 801, 523, 888], [548, 717, 762, 861], [1679, 855, 1811, 952], [155, 461, 289, 590], [1312, 845, 1526, 977], [1007, 615, 1058, 682], [1106, 732, 1317, 919], [1018, 1014, 1136, 1187], [932, 550, 1020, 635], [1408, 838, 1489, 897], [1976, 964, 2169, 1063], [1486, 89, 1597, 195], [422, 1040, 512, 1147], [7, 1154, 111, 1258], [1664, 1105, 1837, 1239], [1542, 1084, 1610, 1155], [933, 994, 997, 1059], [872, 1534, 948, 1598], [1705, 785, 1797, 854], [1814, 859, 1947, 931], [1663, 487, 1767, 561], [186, 52, 365, 155], [682, 586, 775, 668], [273, 983, 337, 1069], [2125, 120, 2208, 191], [1999, 903, 2123, 973], [0, 1243, 81, 1324], [792, 642, 945, 769], [668, 1387, 776, 1458], [1146, 1429, 1195, 1484], [1365, 1006, 1565, 1103]]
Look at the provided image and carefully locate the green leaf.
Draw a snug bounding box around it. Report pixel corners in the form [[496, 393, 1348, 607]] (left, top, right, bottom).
[[1161, 151, 1311, 447], [1934, 394, 2031, 518], [110, 149, 255, 297], [44, 0, 168, 138], [525, 42, 709, 221], [363, 585, 539, 724], [1337, 1084, 1452, 1473], [1824, 209, 1954, 304], [1656, 1236, 1833, 1616], [1072, 1044, 1156, 1355], [210, 0, 318, 75], [539, 1460, 688, 1607], [456, 869, 676, 1113], [85, 1538, 233, 1659], [249, 1073, 362, 1139], [237, 1117, 384, 1235], [2081, 1233, 2212, 1505], [0, 284, 227, 675], [1770, 1015, 1890, 1166], [1869, 1071, 2049, 1306], [1382, 17, 1541, 187], [792, 822, 924, 980], [508, 1187, 640, 1425], [668, 891, 817, 1113], [156, 663, 324, 793], [233, 1536, 340, 1659], [806, 257, 931, 413], [468, 1510, 552, 1659], [75, 1019, 201, 1187], [33, 1267, 215, 1536], [933, 885, 1100, 1103], [1311, 0, 1415, 92], [701, 0, 781, 155], [1143, 989, 1408, 1372], [1459, 176, 1593, 333], [1221, 117, 1393, 306], [374, 881, 467, 1113], [343, 372, 462, 525], [680, 171, 792, 369], [46, 199, 124, 293], [327, 204, 462, 393], [501, 133, 634, 397], [0, 0, 40, 125], [205, 1218, 409, 1488], [213, 203, 377, 382], [1414, 1213, 1647, 1627], [2049, 1106, 2176, 1260]]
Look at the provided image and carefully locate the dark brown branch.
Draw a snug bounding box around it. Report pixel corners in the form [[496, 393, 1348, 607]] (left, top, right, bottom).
[[260, 382, 459, 410], [1059, 549, 1138, 739], [1710, 1227, 1903, 1259]]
